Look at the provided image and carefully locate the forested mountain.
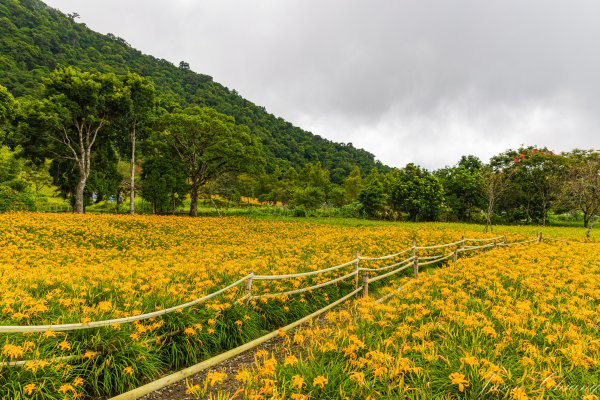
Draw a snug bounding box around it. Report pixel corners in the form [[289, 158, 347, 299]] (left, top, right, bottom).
[[0, 0, 385, 177]]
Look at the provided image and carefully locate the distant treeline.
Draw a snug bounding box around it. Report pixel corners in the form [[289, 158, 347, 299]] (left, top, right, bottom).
[[1, 71, 598, 230]]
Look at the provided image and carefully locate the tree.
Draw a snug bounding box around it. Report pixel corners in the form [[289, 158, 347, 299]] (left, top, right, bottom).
[[560, 150, 600, 232], [22, 160, 53, 194], [481, 166, 509, 233], [120, 73, 155, 215], [358, 170, 387, 218], [288, 161, 333, 209], [163, 107, 264, 216], [291, 186, 325, 211], [301, 162, 331, 197], [19, 66, 125, 212], [48, 141, 123, 208], [140, 151, 187, 214], [0, 145, 26, 191], [435, 156, 484, 222], [490, 147, 563, 225], [0, 85, 16, 144], [263, 167, 299, 203], [328, 186, 347, 207], [389, 164, 444, 221], [344, 165, 364, 203]]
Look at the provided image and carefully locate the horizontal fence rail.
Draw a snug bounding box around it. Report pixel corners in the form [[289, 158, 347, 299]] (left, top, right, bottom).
[[107, 233, 556, 399], [3, 232, 572, 376], [0, 275, 251, 333], [0, 234, 541, 335], [252, 259, 356, 280], [248, 270, 358, 300]]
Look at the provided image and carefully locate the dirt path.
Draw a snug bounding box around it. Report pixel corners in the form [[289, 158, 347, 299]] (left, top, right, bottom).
[[138, 333, 286, 400]]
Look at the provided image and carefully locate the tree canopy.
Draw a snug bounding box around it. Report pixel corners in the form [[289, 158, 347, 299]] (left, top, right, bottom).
[[162, 107, 264, 216], [19, 66, 125, 212]]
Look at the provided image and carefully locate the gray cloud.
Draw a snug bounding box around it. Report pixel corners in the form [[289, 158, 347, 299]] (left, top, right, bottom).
[[44, 0, 600, 169]]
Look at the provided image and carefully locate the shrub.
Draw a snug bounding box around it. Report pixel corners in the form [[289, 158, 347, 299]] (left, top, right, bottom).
[[0, 185, 35, 212]]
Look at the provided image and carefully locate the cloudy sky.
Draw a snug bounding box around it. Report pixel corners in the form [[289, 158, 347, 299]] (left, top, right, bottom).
[[44, 0, 599, 170]]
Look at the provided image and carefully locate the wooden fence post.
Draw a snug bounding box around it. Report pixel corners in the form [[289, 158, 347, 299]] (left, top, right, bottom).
[[461, 236, 465, 249], [493, 239, 497, 248], [355, 250, 360, 291], [245, 272, 254, 304], [453, 249, 458, 262], [412, 238, 417, 262], [537, 232, 543, 243], [362, 271, 369, 297], [413, 256, 419, 279]]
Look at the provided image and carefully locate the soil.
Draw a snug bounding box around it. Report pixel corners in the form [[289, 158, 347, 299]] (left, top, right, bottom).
[[138, 332, 287, 400]]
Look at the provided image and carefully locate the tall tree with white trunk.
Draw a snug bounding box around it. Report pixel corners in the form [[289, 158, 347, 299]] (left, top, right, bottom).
[[120, 73, 155, 215], [23, 66, 125, 212]]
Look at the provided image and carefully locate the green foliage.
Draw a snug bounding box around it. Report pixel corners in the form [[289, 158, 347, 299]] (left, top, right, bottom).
[[162, 106, 265, 216], [291, 186, 326, 211], [47, 142, 122, 206], [115, 72, 155, 158], [21, 158, 52, 193], [0, 0, 383, 178], [558, 150, 600, 228], [300, 161, 331, 195], [344, 165, 364, 203], [140, 152, 188, 214], [18, 65, 126, 211], [0, 145, 25, 188], [85, 143, 123, 202], [491, 147, 565, 225], [0, 84, 15, 121], [327, 185, 347, 207], [358, 171, 387, 218], [0, 84, 16, 143], [116, 72, 156, 214], [435, 155, 484, 222], [0, 185, 35, 211], [120, 73, 155, 134], [389, 163, 444, 222]]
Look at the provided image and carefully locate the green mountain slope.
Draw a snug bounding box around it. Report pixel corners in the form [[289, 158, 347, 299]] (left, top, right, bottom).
[[0, 0, 386, 181]]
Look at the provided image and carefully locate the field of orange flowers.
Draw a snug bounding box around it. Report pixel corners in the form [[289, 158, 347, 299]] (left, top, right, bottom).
[[234, 240, 600, 400], [0, 212, 596, 399]]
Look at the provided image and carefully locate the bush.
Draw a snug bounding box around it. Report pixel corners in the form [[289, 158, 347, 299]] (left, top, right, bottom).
[[337, 202, 363, 218], [292, 205, 307, 217], [0, 185, 36, 212], [291, 186, 325, 211]]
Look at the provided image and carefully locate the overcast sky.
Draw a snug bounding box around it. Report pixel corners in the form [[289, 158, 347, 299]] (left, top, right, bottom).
[[44, 0, 599, 170]]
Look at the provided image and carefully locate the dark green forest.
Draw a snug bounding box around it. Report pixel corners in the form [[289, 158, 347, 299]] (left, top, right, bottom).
[[0, 0, 383, 175], [0, 0, 598, 231]]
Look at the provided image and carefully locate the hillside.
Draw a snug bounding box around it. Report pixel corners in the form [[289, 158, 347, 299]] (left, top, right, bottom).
[[0, 0, 386, 180]]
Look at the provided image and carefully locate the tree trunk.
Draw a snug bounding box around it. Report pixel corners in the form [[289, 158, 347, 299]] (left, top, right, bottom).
[[74, 173, 86, 213], [542, 200, 547, 226], [129, 128, 136, 215], [189, 184, 199, 217], [484, 197, 494, 233]]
